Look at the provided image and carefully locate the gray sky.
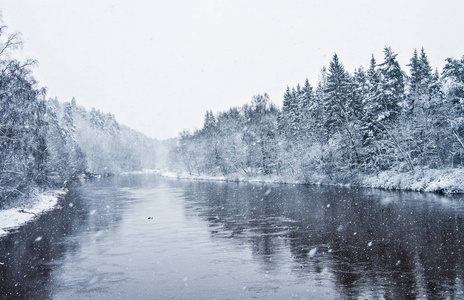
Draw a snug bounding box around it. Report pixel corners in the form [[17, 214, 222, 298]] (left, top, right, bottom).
[[2, 0, 464, 140]]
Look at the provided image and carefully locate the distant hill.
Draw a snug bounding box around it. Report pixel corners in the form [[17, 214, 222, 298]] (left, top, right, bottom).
[[46, 97, 162, 178]]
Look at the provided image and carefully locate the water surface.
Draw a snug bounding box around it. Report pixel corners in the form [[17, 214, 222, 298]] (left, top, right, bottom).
[[1, 174, 464, 299]]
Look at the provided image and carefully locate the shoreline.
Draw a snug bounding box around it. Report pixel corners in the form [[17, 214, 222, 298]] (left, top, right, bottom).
[[3, 167, 461, 238], [0, 189, 67, 239], [123, 168, 464, 195]]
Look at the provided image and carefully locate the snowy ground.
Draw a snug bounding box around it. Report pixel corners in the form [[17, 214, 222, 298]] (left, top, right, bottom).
[[123, 169, 298, 185], [0, 190, 66, 239], [361, 168, 464, 194], [127, 168, 464, 195]]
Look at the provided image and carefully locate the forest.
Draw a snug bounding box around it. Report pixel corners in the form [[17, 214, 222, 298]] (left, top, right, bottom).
[[2, 12, 464, 211], [0, 21, 159, 208], [171, 47, 464, 192]]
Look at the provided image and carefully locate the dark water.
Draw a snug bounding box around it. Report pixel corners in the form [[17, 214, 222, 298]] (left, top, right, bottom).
[[1, 174, 464, 299]]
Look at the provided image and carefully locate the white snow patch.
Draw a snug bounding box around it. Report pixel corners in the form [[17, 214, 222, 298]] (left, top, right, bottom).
[[362, 168, 464, 194], [156, 170, 298, 185], [123, 168, 464, 195], [120, 169, 160, 175], [308, 247, 317, 257], [0, 189, 66, 239]]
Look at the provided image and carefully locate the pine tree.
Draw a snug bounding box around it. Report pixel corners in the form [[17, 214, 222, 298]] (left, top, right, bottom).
[[299, 78, 316, 134], [443, 55, 464, 107], [408, 48, 433, 112], [443, 55, 464, 165], [203, 110, 216, 132], [364, 55, 382, 123], [279, 86, 294, 135], [352, 67, 367, 120], [359, 56, 383, 171], [419, 48, 432, 80], [323, 53, 353, 137], [323, 53, 361, 166], [378, 47, 405, 121], [408, 49, 421, 95], [405, 49, 443, 168]]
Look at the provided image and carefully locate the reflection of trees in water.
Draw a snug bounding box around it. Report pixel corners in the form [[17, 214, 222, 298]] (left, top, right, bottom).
[[0, 176, 134, 299], [180, 181, 464, 299]]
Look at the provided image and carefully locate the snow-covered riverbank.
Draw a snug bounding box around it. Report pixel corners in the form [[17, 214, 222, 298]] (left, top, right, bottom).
[[125, 168, 464, 194], [122, 169, 293, 184], [0, 190, 66, 239], [361, 168, 464, 194]]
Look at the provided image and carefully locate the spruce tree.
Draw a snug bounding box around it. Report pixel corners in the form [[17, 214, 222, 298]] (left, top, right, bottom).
[[324, 53, 361, 166], [299, 78, 315, 134], [363, 55, 382, 140], [378, 47, 405, 121], [408, 48, 433, 112], [324, 53, 352, 137], [443, 55, 464, 165]]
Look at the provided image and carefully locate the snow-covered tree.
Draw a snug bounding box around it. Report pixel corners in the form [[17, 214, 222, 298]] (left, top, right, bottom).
[[323, 54, 361, 167], [168, 47, 464, 185], [378, 47, 405, 121], [323, 54, 352, 136], [442, 55, 464, 166], [0, 21, 50, 203]]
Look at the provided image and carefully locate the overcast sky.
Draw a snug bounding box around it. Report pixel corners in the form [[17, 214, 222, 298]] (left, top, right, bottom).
[[2, 0, 464, 139]]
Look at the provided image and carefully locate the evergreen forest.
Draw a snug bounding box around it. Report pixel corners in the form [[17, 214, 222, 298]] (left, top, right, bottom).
[[172, 47, 464, 191], [2, 12, 464, 210]]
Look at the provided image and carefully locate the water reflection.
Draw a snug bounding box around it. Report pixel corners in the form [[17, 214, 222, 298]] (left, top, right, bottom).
[[180, 181, 464, 299], [0, 176, 139, 299], [0, 175, 464, 299]]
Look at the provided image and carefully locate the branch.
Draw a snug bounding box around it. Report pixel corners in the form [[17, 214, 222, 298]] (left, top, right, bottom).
[[0, 32, 23, 57], [453, 129, 464, 151]]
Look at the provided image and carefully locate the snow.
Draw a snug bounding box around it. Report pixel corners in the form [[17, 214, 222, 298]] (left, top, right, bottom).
[[155, 170, 303, 186], [0, 189, 66, 239], [145, 167, 464, 195], [121, 169, 293, 185], [308, 247, 317, 257], [361, 168, 464, 194]]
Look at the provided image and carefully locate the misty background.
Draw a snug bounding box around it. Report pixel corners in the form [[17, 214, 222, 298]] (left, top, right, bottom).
[[2, 0, 464, 139]]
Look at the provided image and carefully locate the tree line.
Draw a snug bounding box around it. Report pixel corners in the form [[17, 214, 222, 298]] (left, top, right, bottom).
[[0, 20, 159, 207], [172, 47, 464, 185]]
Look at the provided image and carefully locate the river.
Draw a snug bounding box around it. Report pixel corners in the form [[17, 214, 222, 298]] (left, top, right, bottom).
[[1, 174, 464, 299]]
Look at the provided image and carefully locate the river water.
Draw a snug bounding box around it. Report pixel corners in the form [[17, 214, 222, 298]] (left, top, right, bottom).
[[1, 174, 464, 299]]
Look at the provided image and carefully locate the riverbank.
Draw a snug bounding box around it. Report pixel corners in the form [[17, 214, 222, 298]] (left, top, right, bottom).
[[126, 168, 464, 194], [0, 190, 66, 239], [361, 168, 464, 194]]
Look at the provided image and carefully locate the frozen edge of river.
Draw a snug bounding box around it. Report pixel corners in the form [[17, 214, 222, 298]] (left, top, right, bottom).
[[123, 168, 464, 194], [0, 189, 66, 239]]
